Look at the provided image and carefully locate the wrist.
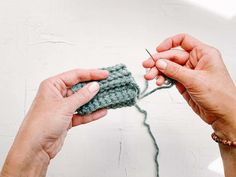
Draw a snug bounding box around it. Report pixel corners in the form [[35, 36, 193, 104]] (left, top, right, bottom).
[[212, 89, 236, 140], [1, 131, 50, 177], [1, 147, 49, 177], [212, 112, 236, 141], [211, 98, 236, 177]]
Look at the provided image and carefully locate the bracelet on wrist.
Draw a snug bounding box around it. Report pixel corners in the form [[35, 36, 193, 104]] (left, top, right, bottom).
[[211, 132, 236, 147]]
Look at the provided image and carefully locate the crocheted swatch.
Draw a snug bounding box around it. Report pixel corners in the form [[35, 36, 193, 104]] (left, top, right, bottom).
[[71, 63, 174, 177], [71, 64, 140, 115]]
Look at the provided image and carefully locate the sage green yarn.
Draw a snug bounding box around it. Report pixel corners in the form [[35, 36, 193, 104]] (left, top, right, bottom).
[[135, 78, 174, 177], [71, 63, 174, 177], [71, 64, 140, 115]]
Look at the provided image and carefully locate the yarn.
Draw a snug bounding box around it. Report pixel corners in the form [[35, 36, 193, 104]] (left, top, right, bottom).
[[136, 78, 174, 177], [71, 64, 174, 177], [72, 64, 140, 115]]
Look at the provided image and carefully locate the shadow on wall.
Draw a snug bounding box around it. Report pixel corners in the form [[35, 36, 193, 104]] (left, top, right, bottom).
[[182, 0, 236, 19]]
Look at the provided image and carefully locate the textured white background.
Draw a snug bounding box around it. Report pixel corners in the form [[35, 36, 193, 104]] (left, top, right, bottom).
[[0, 0, 236, 177]]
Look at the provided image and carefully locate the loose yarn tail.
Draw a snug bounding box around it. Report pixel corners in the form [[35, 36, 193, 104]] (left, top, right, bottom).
[[135, 79, 174, 177], [138, 79, 174, 100], [135, 104, 160, 177]]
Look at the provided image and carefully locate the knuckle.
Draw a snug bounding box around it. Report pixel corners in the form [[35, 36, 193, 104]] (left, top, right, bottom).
[[39, 79, 51, 90], [195, 46, 207, 57], [168, 64, 181, 78], [203, 46, 222, 59], [196, 45, 206, 53], [179, 33, 191, 39], [211, 47, 221, 56], [182, 33, 189, 37], [195, 46, 203, 52]]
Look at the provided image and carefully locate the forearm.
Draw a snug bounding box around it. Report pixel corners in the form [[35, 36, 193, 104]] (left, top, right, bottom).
[[1, 146, 49, 177], [219, 144, 236, 177], [0, 129, 50, 177], [212, 108, 236, 177], [1, 155, 49, 177]]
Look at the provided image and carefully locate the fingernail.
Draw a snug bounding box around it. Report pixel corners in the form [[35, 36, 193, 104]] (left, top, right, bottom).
[[104, 70, 110, 76], [99, 109, 108, 117], [101, 70, 109, 74], [156, 59, 167, 70], [88, 82, 99, 93]]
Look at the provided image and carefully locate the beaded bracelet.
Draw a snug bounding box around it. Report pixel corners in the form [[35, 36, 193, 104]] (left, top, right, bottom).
[[211, 133, 236, 147]]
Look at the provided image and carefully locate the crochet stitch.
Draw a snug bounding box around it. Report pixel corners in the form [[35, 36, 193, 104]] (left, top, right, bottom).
[[71, 64, 140, 115], [71, 63, 174, 177]]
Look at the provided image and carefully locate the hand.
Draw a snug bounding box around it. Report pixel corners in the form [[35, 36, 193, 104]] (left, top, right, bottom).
[[143, 34, 236, 139], [0, 69, 109, 177], [143, 34, 236, 177]]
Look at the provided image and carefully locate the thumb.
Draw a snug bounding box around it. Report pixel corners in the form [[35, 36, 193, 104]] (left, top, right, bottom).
[[156, 59, 194, 86], [66, 82, 100, 111]]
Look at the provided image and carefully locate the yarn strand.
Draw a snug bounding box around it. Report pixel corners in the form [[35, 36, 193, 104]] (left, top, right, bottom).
[[135, 78, 174, 177], [72, 64, 175, 177], [138, 79, 174, 100], [135, 104, 160, 177]]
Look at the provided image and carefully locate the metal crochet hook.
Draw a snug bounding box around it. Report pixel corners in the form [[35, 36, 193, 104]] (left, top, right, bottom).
[[145, 49, 174, 85], [138, 49, 175, 99]]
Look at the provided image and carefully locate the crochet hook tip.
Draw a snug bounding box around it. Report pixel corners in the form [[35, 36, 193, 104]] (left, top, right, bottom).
[[145, 48, 175, 86], [145, 49, 155, 60]]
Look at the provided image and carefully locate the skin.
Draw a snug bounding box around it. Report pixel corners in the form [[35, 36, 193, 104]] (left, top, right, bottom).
[[0, 33, 235, 177], [0, 69, 109, 177], [143, 33, 236, 177]]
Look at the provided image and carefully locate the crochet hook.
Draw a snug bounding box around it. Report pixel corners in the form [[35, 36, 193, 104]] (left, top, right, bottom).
[[145, 49, 174, 85]]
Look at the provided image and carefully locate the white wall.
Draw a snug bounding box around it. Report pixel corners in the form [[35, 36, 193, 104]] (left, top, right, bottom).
[[0, 0, 235, 176]]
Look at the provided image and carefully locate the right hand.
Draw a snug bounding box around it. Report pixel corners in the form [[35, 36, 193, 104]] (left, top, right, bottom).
[[143, 33, 236, 139]]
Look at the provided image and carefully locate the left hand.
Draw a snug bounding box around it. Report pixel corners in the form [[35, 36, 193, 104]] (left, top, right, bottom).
[[1, 68, 109, 177]]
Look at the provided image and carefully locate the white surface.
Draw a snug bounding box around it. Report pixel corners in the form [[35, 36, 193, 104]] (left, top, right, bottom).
[[0, 0, 235, 177], [184, 0, 236, 19]]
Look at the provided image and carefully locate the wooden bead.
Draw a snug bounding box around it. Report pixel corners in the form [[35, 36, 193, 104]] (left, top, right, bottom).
[[233, 141, 236, 147], [211, 133, 236, 148]]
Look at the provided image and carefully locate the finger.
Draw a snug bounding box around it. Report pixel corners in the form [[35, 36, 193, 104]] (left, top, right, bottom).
[[156, 59, 195, 87], [151, 49, 189, 65], [65, 82, 100, 111], [72, 109, 107, 127], [156, 33, 202, 52], [143, 58, 155, 68], [144, 67, 158, 80], [66, 89, 74, 97], [156, 75, 165, 86], [50, 69, 109, 87], [67, 121, 73, 130]]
